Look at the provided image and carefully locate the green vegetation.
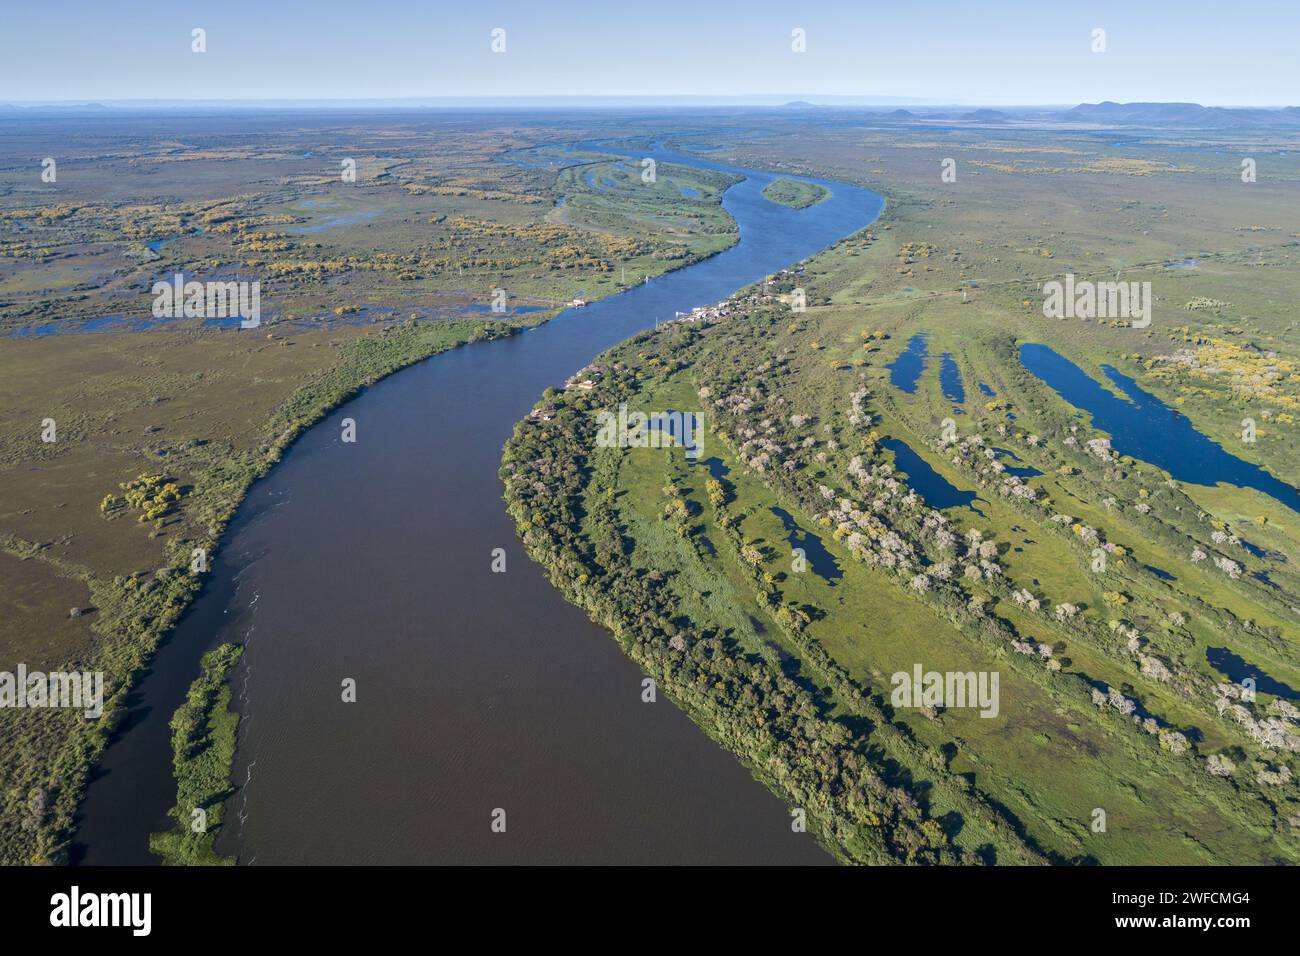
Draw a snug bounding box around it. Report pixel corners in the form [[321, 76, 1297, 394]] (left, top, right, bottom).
[[504, 381, 967, 864], [0, 135, 742, 335], [149, 643, 243, 865], [761, 177, 831, 209]]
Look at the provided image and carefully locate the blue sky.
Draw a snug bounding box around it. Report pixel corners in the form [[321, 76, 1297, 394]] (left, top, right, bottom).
[[2, 0, 1297, 105]]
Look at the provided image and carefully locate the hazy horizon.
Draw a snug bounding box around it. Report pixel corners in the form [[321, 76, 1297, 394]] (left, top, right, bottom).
[[3, 96, 1296, 111], [3, 0, 1298, 106]]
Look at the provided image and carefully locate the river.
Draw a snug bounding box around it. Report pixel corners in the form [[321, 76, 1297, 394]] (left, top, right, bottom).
[[70, 143, 883, 865]]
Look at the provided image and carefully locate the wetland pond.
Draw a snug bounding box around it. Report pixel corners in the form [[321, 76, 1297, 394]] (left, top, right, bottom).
[[1018, 343, 1300, 514]]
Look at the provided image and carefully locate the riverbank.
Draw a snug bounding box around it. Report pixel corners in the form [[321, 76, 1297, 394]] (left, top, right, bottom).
[[10, 318, 526, 863], [500, 325, 969, 863]]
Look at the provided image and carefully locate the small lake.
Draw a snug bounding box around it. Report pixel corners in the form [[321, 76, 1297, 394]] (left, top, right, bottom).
[[881, 437, 984, 513], [1019, 344, 1300, 513], [291, 210, 380, 234], [645, 409, 704, 458], [771, 507, 843, 585], [1206, 647, 1299, 701], [584, 172, 623, 191], [689, 456, 730, 481], [145, 227, 205, 252], [888, 333, 928, 394], [991, 447, 1042, 479], [940, 353, 965, 405]]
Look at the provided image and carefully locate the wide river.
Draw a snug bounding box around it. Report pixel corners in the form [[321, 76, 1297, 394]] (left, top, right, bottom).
[[72, 144, 884, 864]]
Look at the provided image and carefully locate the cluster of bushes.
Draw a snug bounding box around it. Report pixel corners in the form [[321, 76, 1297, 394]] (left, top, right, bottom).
[[107, 473, 183, 522]]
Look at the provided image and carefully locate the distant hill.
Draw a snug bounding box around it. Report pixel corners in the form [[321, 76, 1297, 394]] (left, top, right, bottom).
[[0, 102, 108, 115], [858, 101, 1300, 130], [867, 109, 917, 123], [961, 109, 1011, 122], [1063, 101, 1300, 128]]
